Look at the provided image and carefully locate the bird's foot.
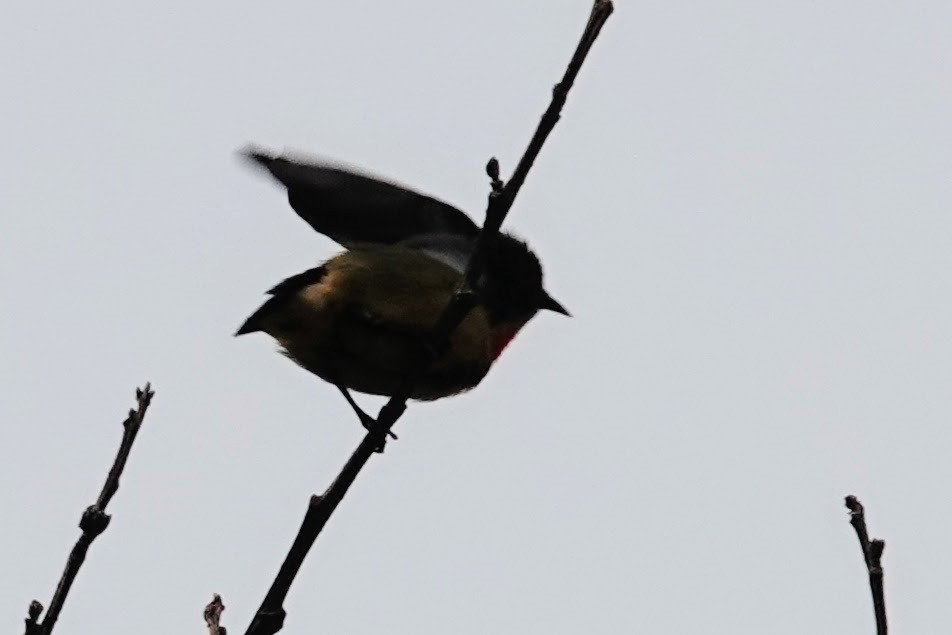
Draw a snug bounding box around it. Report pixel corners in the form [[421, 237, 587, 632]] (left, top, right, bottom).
[[336, 386, 396, 453], [356, 409, 391, 454]]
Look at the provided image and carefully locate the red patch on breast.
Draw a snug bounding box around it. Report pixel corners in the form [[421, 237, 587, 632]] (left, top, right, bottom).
[[489, 321, 526, 361]]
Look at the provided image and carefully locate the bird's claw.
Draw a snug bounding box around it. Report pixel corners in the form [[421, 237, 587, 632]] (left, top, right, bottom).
[[336, 384, 397, 452], [357, 413, 393, 453]]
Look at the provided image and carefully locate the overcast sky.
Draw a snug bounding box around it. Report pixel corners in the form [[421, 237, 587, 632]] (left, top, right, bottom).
[[3, 1, 951, 633]]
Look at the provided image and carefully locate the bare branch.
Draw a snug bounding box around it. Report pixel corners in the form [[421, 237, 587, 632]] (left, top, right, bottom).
[[205, 594, 227, 635], [243, 3, 614, 633], [845, 495, 888, 635], [24, 383, 155, 635]]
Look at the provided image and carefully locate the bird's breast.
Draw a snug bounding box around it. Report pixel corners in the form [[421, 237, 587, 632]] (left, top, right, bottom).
[[488, 320, 528, 361]]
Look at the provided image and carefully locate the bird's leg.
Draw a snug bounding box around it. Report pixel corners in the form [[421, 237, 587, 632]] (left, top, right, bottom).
[[335, 385, 397, 452]]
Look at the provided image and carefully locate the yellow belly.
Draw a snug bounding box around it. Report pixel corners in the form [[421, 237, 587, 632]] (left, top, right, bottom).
[[261, 247, 493, 400]]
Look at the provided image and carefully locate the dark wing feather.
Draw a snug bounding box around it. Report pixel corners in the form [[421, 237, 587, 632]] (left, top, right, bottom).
[[243, 146, 480, 247]]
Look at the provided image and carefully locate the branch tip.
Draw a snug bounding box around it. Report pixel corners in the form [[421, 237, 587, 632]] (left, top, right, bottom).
[[205, 594, 227, 635], [844, 494, 861, 512], [25, 599, 44, 633], [485, 157, 504, 193], [28, 601, 44, 620], [486, 157, 500, 180], [843, 495, 888, 635]]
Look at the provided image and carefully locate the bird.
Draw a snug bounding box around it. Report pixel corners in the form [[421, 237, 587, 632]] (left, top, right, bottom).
[[236, 146, 568, 428]]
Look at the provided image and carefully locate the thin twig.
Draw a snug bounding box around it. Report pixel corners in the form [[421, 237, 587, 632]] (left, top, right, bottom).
[[23, 601, 43, 635], [845, 495, 888, 635], [243, 3, 614, 634], [205, 594, 227, 635], [24, 383, 155, 635]]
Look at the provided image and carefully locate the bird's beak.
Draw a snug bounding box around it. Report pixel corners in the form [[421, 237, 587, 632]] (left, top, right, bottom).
[[539, 291, 571, 317]]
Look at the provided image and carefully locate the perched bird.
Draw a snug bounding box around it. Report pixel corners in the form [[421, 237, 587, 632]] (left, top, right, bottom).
[[236, 147, 568, 415]]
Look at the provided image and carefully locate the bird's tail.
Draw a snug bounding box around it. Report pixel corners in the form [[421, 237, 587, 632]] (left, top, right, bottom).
[[234, 295, 285, 336], [235, 266, 328, 336], [241, 145, 276, 171]]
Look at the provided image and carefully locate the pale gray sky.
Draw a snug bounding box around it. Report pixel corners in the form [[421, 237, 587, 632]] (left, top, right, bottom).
[[3, 1, 951, 633]]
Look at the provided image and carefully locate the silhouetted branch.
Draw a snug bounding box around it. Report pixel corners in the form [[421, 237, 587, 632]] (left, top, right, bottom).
[[845, 495, 888, 635], [243, 3, 614, 634], [205, 594, 227, 635], [24, 383, 155, 635]]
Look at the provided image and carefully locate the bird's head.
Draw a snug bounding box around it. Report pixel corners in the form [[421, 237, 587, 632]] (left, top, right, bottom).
[[480, 233, 569, 325]]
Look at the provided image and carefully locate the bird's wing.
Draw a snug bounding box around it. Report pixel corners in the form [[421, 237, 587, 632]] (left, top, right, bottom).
[[395, 232, 475, 276], [242, 146, 480, 247]]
